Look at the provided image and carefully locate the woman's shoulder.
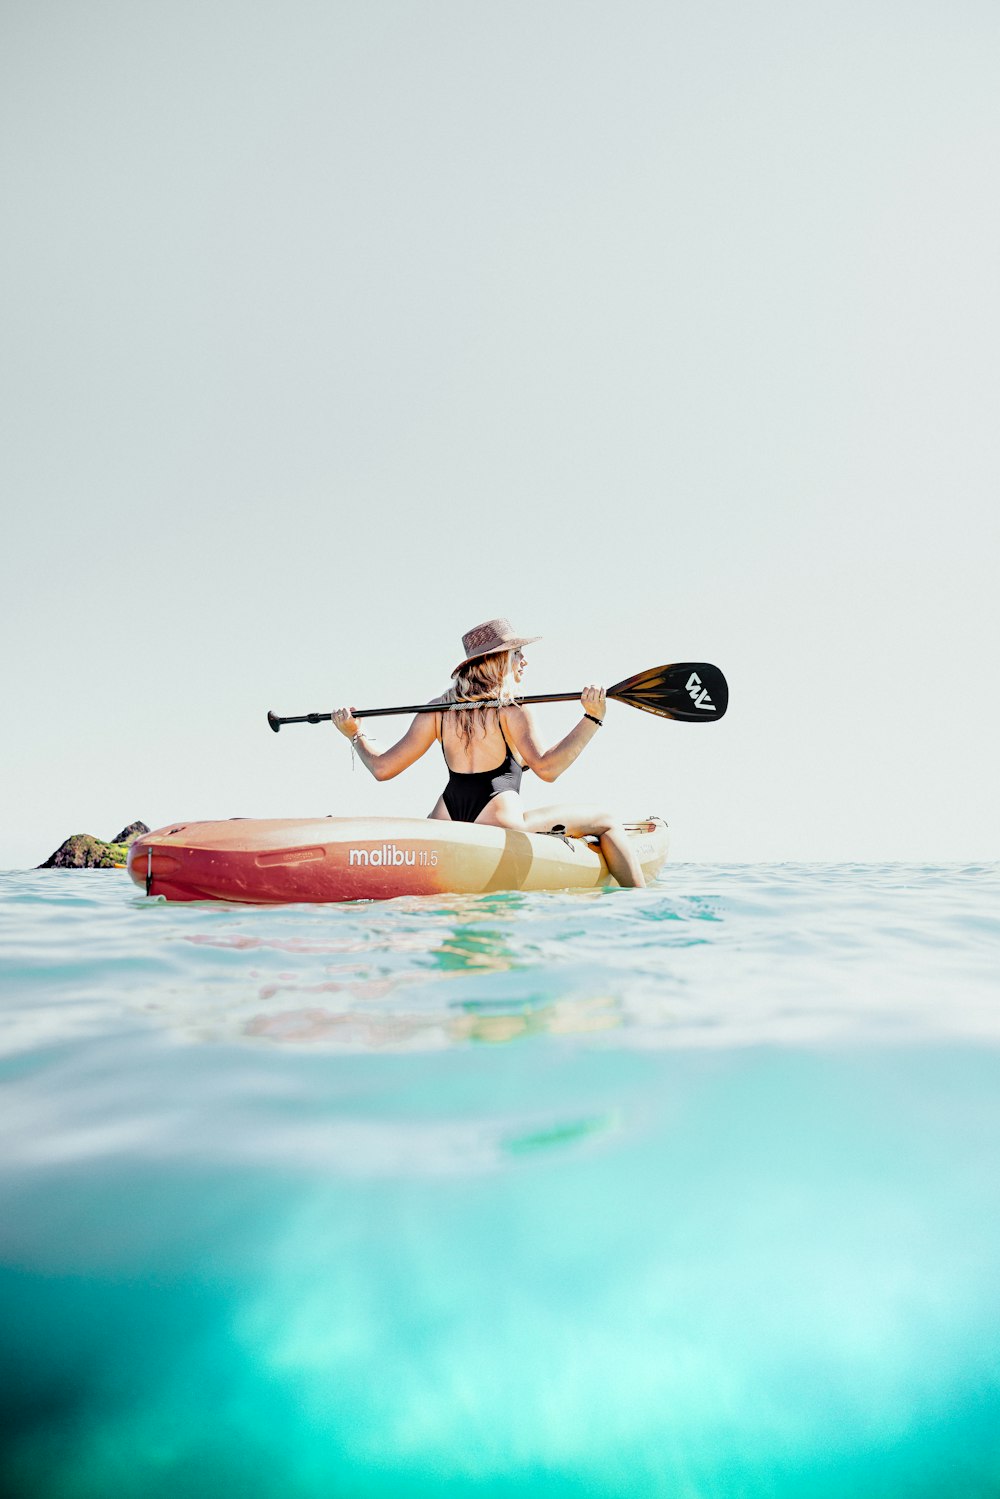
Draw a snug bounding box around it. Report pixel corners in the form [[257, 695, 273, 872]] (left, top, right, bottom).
[[500, 701, 534, 733]]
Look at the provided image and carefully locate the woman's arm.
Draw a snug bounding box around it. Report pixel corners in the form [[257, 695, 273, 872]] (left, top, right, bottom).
[[503, 686, 606, 783], [332, 704, 440, 781]]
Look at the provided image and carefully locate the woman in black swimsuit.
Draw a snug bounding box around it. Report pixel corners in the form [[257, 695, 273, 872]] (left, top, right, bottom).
[[331, 618, 646, 887]]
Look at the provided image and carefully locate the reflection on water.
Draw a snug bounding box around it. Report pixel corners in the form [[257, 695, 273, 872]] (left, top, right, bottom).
[[433, 926, 518, 972], [240, 895, 622, 1048], [245, 995, 620, 1049]]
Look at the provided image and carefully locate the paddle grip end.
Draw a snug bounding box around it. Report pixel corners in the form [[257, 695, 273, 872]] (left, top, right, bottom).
[[267, 711, 281, 734]]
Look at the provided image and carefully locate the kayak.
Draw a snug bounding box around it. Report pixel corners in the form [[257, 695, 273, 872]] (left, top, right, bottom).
[[127, 816, 669, 903]]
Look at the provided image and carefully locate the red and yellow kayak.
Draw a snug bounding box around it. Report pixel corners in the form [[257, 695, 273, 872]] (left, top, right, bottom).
[[127, 816, 669, 903]]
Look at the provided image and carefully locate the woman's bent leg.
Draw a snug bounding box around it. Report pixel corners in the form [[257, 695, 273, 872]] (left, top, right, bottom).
[[523, 804, 646, 888], [595, 826, 646, 889], [475, 791, 526, 829]]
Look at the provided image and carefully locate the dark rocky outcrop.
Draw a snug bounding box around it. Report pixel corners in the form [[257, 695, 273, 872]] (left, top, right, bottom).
[[111, 822, 150, 847], [38, 822, 150, 869]]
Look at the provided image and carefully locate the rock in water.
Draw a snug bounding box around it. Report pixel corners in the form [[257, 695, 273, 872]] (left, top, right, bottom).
[[38, 821, 149, 869], [111, 822, 150, 846]]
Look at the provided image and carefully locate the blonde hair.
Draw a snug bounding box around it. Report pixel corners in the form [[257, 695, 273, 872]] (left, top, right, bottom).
[[442, 650, 517, 748]]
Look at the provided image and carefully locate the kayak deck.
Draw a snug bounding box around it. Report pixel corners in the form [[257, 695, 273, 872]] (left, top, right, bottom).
[[127, 816, 669, 903]]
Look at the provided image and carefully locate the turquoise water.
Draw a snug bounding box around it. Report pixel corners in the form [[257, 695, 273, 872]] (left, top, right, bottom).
[[2, 864, 1000, 1498]]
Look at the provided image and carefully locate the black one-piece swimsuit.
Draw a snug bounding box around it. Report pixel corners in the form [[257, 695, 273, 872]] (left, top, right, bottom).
[[439, 713, 523, 823]]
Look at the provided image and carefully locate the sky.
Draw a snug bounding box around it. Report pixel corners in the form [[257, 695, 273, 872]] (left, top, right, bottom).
[[2, 0, 998, 869]]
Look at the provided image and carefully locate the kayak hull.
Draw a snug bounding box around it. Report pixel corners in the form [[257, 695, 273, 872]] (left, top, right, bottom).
[[126, 816, 669, 903]]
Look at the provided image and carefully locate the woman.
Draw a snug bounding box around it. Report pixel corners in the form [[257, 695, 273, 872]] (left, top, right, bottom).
[[331, 618, 646, 888]]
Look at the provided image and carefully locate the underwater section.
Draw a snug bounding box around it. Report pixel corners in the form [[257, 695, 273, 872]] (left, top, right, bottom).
[[2, 865, 1000, 1496]]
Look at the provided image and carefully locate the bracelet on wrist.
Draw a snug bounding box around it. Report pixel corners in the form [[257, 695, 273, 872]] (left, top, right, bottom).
[[584, 713, 603, 727]]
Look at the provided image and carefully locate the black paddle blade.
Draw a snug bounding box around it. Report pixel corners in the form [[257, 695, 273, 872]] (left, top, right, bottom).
[[608, 662, 728, 722]]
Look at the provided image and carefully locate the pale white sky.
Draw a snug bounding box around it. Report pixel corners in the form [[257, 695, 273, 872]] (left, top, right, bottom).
[[2, 0, 998, 869]]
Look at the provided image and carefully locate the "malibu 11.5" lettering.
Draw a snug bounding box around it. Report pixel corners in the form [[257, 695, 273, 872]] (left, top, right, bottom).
[[349, 844, 438, 867]]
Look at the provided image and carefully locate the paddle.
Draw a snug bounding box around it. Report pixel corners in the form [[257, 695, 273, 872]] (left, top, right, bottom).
[[267, 661, 728, 731]]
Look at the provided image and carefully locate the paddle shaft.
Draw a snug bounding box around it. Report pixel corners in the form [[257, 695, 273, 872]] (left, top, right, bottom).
[[269, 693, 584, 730], [356, 692, 582, 719]]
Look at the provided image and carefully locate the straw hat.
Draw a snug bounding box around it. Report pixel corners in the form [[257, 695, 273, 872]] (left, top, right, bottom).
[[451, 618, 541, 677]]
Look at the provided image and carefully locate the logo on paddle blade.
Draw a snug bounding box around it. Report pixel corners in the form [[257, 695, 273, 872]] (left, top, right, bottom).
[[686, 671, 716, 712]]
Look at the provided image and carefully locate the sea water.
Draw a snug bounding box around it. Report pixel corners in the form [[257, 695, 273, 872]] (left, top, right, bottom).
[[2, 864, 1000, 1499]]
